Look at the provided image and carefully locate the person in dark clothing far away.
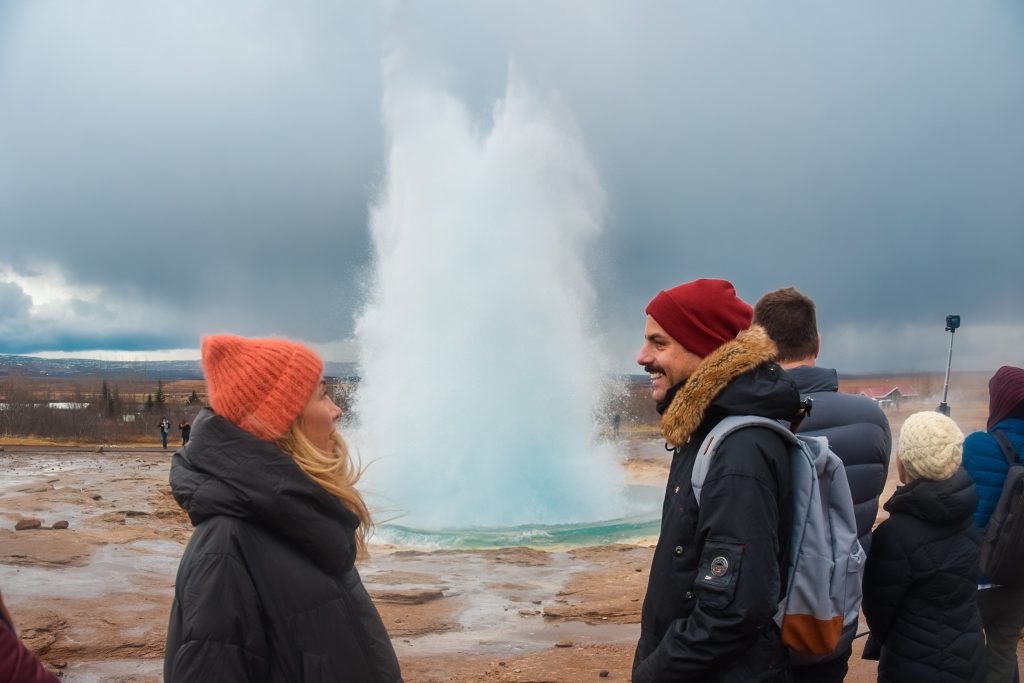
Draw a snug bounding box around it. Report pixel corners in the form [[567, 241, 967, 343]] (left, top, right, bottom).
[[178, 419, 191, 445], [754, 286, 892, 682], [963, 365, 1024, 683], [159, 416, 170, 449], [164, 335, 402, 683], [0, 589, 60, 682], [862, 411, 984, 683], [631, 278, 800, 683]]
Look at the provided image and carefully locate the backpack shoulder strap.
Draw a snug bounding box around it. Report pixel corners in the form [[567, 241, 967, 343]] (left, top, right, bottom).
[[692, 415, 796, 505], [992, 429, 1020, 467]]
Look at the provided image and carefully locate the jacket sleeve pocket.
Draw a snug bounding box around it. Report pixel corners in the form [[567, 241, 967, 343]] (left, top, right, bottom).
[[694, 539, 744, 610]]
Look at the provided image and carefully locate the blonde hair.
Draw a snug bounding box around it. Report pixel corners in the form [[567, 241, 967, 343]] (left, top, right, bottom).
[[275, 423, 373, 558]]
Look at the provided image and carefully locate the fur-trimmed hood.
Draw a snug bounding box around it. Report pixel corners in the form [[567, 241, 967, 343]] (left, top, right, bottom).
[[661, 325, 801, 446]]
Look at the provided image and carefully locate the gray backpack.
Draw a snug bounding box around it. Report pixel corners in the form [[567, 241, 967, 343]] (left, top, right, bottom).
[[692, 415, 865, 658]]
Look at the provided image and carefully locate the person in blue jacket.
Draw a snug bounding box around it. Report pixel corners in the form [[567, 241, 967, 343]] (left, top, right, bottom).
[[963, 365, 1024, 683]]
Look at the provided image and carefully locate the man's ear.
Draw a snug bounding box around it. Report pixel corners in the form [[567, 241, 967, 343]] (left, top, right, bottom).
[[814, 335, 821, 359]]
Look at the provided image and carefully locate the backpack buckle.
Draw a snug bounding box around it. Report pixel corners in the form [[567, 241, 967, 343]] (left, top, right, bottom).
[[789, 397, 814, 434]]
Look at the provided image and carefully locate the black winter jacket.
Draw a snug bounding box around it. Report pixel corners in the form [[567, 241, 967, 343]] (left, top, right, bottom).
[[862, 468, 984, 683], [164, 408, 402, 683], [785, 365, 891, 555], [632, 326, 801, 683]]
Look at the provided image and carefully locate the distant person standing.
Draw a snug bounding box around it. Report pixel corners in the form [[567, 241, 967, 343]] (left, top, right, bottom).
[[963, 366, 1024, 683], [861, 411, 984, 682], [754, 287, 892, 682], [159, 416, 171, 449], [178, 419, 191, 446]]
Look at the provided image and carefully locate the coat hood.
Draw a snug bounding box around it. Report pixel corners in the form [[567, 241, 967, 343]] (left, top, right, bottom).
[[884, 467, 978, 527], [660, 325, 801, 446], [170, 407, 359, 575]]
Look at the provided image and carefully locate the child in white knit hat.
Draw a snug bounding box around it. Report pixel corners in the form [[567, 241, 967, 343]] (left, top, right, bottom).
[[861, 411, 985, 682]]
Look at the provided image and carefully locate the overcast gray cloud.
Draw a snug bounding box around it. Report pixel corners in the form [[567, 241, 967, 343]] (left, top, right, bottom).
[[1, 1, 1021, 373]]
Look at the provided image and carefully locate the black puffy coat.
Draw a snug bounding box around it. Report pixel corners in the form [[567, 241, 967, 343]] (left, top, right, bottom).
[[632, 326, 801, 683], [862, 468, 984, 683], [785, 365, 891, 555], [164, 408, 402, 683]]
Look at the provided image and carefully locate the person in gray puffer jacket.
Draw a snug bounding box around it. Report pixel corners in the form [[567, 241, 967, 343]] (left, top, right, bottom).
[[755, 287, 891, 683]]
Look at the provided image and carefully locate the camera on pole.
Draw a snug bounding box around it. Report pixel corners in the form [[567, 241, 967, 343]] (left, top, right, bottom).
[[937, 314, 960, 416]]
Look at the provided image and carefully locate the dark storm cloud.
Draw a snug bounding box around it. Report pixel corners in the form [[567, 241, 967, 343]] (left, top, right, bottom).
[[1, 1, 1021, 371], [0, 0, 383, 345], [0, 281, 31, 322]]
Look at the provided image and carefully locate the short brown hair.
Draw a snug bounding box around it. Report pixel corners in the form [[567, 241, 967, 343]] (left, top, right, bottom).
[[753, 287, 819, 363]]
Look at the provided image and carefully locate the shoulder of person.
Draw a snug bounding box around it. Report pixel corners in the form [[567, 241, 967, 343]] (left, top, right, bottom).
[[963, 430, 1001, 461], [707, 422, 792, 475], [806, 389, 887, 423], [869, 515, 910, 553]]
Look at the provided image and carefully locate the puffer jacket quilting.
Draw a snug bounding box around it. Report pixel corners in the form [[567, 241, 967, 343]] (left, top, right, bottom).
[[783, 364, 891, 555], [963, 418, 1024, 530], [164, 408, 402, 683]]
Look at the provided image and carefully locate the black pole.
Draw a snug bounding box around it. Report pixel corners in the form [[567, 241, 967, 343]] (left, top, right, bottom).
[[937, 314, 960, 416]]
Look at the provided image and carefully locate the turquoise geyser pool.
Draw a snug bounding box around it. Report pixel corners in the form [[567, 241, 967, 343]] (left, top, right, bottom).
[[372, 484, 662, 548]]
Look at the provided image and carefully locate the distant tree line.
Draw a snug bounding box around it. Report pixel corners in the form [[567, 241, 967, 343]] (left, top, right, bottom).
[[0, 374, 206, 443]]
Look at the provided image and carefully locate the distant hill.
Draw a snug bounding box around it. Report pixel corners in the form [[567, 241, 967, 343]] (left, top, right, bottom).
[[0, 354, 358, 380]]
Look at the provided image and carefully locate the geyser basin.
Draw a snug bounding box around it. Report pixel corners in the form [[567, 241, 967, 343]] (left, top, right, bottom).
[[354, 59, 630, 534], [373, 484, 662, 548]]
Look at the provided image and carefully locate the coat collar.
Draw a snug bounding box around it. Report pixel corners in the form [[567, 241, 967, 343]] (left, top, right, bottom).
[[171, 408, 359, 575], [784, 364, 839, 394], [660, 324, 778, 447]]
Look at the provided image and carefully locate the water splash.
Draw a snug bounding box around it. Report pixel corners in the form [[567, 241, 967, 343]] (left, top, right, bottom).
[[354, 62, 624, 530]]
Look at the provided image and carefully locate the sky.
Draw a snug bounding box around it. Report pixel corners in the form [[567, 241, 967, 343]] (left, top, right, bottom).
[[0, 1, 1022, 375]]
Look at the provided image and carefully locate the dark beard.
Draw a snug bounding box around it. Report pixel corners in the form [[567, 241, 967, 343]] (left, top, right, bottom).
[[656, 379, 687, 415]]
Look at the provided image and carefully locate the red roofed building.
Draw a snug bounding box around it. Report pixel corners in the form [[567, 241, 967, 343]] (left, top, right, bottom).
[[855, 385, 919, 408]]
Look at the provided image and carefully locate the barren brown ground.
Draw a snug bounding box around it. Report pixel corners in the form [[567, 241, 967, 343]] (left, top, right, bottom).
[[0, 372, 1012, 682]]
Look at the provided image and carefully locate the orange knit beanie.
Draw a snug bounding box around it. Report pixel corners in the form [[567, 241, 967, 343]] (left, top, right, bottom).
[[201, 335, 323, 442]]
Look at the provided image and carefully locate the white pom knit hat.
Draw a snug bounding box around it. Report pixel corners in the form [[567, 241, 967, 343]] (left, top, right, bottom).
[[898, 411, 965, 482]]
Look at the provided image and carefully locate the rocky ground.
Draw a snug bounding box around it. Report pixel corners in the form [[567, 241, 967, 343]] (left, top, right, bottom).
[[0, 398, 1014, 682]]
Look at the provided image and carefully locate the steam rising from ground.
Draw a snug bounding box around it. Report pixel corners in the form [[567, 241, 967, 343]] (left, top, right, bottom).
[[354, 62, 623, 530]]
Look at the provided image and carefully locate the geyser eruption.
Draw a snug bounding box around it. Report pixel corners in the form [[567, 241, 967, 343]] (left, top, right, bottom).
[[355, 64, 623, 531]]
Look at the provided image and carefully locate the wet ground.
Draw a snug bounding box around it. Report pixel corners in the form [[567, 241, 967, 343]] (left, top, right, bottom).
[[1, 433, 1017, 682], [0, 443, 660, 681]]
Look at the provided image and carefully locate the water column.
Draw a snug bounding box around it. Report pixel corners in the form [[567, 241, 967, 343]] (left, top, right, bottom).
[[355, 63, 623, 533]]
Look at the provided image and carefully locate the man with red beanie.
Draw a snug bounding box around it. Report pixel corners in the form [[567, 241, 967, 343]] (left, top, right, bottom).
[[632, 278, 801, 683], [963, 365, 1024, 683]]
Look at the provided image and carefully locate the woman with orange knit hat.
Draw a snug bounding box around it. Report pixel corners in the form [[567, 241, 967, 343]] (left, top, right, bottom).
[[164, 335, 402, 682]]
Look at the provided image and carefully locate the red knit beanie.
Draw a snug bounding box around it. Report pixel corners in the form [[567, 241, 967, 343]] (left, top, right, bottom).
[[201, 335, 324, 442], [988, 365, 1024, 431], [645, 278, 753, 357]]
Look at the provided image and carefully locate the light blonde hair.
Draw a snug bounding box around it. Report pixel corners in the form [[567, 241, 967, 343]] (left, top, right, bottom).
[[276, 423, 373, 558]]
